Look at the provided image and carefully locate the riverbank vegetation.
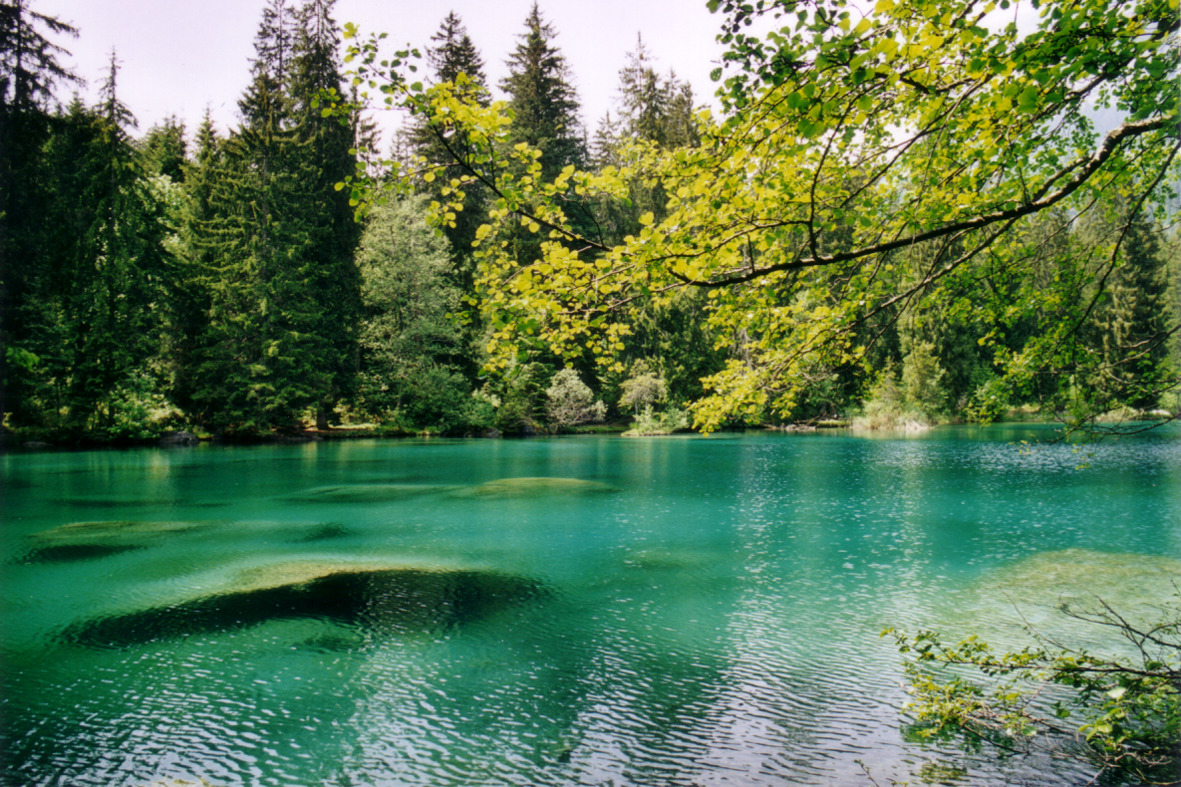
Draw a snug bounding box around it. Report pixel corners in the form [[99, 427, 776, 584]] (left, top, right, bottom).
[[885, 594, 1181, 785], [1, 0, 1177, 447]]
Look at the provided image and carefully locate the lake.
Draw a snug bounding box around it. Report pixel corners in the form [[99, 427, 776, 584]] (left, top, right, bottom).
[[2, 427, 1178, 786]]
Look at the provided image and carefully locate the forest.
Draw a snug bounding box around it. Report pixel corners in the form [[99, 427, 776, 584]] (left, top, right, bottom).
[[1, 0, 1178, 444]]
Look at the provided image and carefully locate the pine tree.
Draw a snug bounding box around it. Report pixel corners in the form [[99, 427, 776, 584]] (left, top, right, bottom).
[[500, 3, 585, 181]]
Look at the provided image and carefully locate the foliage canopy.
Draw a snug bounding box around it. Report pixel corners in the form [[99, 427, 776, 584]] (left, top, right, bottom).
[[335, 0, 1178, 431]]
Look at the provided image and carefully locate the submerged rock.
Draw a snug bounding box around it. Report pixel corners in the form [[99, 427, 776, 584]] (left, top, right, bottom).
[[291, 522, 351, 543], [59, 496, 226, 510], [297, 630, 367, 653], [454, 477, 614, 499], [287, 483, 456, 503], [977, 548, 1181, 611], [20, 542, 146, 564], [31, 519, 209, 546], [944, 548, 1181, 649], [623, 547, 714, 572], [64, 562, 548, 648]]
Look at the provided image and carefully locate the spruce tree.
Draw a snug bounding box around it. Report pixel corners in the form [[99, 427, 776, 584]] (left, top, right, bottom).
[[191, 0, 364, 434], [290, 0, 362, 428], [139, 115, 187, 181], [500, 3, 585, 181], [0, 0, 78, 111], [616, 35, 698, 149], [426, 11, 487, 94], [73, 53, 169, 435], [11, 97, 96, 429], [18, 56, 172, 437], [194, 0, 327, 433], [168, 111, 221, 417], [1098, 214, 1172, 411], [410, 12, 490, 295], [0, 0, 79, 423], [589, 110, 622, 171]]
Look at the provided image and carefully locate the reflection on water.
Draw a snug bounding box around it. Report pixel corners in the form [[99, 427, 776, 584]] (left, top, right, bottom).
[[1, 427, 1178, 786]]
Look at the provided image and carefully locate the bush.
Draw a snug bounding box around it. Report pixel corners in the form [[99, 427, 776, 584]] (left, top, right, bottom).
[[902, 341, 946, 417], [546, 369, 606, 430], [624, 404, 690, 435], [852, 365, 932, 431], [619, 361, 668, 415]]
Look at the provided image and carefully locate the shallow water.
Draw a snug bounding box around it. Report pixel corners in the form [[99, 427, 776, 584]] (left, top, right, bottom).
[[2, 426, 1178, 786]]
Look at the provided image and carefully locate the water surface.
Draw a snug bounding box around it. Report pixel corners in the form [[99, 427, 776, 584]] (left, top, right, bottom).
[[2, 427, 1178, 786]]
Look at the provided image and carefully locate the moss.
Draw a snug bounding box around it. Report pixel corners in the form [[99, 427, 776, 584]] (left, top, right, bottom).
[[623, 547, 712, 571], [454, 476, 614, 498], [945, 548, 1181, 649], [290, 522, 351, 543], [287, 483, 456, 503], [31, 519, 210, 545]]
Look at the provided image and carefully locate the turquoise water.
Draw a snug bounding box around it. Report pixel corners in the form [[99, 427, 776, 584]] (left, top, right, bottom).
[[1, 427, 1178, 786]]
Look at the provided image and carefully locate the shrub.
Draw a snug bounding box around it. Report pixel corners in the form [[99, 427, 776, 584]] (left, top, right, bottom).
[[546, 369, 606, 430]]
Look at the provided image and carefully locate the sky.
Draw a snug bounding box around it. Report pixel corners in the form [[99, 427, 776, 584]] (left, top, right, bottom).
[[47, 0, 729, 147]]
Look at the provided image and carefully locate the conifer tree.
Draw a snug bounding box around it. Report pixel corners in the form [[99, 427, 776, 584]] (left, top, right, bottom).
[[500, 3, 584, 181], [70, 53, 169, 435], [354, 196, 471, 430], [615, 35, 698, 149], [1096, 214, 1173, 411], [190, 0, 364, 433], [194, 0, 328, 433], [14, 55, 172, 437], [0, 0, 78, 111], [589, 110, 622, 171], [410, 11, 490, 295], [426, 11, 487, 95], [252, 0, 296, 91], [290, 0, 362, 428], [139, 116, 187, 181], [0, 0, 79, 422], [168, 111, 221, 417]]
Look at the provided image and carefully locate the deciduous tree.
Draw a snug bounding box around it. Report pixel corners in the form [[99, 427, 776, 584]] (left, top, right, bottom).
[[334, 0, 1179, 430]]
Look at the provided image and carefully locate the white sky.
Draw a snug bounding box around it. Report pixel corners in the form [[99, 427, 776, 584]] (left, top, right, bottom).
[[48, 0, 728, 147]]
